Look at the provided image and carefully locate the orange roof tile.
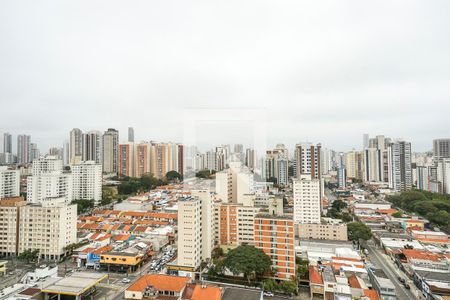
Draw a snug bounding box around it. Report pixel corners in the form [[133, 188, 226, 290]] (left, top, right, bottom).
[[402, 249, 443, 261], [114, 234, 131, 241], [309, 266, 323, 285], [96, 234, 112, 241], [127, 274, 190, 293], [191, 285, 222, 300], [364, 289, 380, 300], [348, 275, 362, 289], [93, 245, 114, 254], [377, 209, 398, 215]]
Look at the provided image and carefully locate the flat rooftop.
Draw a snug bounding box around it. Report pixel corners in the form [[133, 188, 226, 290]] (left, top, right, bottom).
[[42, 272, 107, 296], [222, 287, 261, 300]]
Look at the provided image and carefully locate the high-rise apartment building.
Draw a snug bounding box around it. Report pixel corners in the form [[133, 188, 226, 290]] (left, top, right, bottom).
[[31, 155, 63, 174], [388, 140, 412, 191], [102, 128, 119, 174], [436, 158, 450, 195], [363, 133, 369, 149], [293, 175, 321, 224], [17, 134, 31, 164], [245, 148, 256, 170], [71, 161, 102, 203], [135, 143, 151, 177], [62, 141, 70, 166], [27, 156, 73, 204], [264, 144, 288, 185], [254, 202, 295, 281], [82, 131, 102, 165], [345, 151, 364, 180], [416, 165, 432, 191], [0, 167, 20, 199], [364, 148, 382, 182], [215, 162, 254, 203], [69, 128, 83, 164], [128, 127, 135, 143], [215, 202, 260, 247], [3, 132, 12, 154], [294, 143, 321, 179], [0, 197, 76, 260], [433, 139, 450, 158], [30, 143, 40, 161], [119, 142, 135, 177], [177, 190, 214, 272], [148, 143, 184, 179]]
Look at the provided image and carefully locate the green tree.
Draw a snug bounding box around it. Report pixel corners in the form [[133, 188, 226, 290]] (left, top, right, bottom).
[[262, 279, 278, 292], [296, 257, 309, 279], [166, 170, 182, 181], [280, 280, 298, 295], [18, 249, 40, 263], [332, 200, 347, 211], [71, 199, 95, 214], [196, 170, 212, 179], [391, 211, 402, 218], [223, 245, 272, 284], [347, 222, 372, 242]]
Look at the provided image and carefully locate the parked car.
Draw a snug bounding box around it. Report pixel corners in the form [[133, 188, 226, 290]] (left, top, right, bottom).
[[403, 283, 410, 289], [263, 292, 274, 297], [398, 277, 405, 284]]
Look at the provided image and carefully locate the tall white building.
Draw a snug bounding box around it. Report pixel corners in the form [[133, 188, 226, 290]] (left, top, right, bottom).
[[27, 156, 73, 204], [0, 167, 20, 199], [177, 190, 214, 271], [293, 175, 321, 224], [215, 161, 254, 204], [437, 158, 450, 195], [32, 156, 63, 174], [102, 128, 119, 174], [69, 128, 83, 165], [72, 161, 102, 203], [388, 141, 412, 191], [364, 148, 382, 182], [294, 143, 322, 179], [416, 165, 431, 191]]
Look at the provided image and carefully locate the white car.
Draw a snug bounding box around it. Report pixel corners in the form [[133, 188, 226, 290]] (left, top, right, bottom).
[[122, 278, 131, 283], [263, 292, 274, 297]]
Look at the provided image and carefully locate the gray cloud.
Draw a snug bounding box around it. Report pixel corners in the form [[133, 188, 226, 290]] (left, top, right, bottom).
[[1, 0, 449, 153]]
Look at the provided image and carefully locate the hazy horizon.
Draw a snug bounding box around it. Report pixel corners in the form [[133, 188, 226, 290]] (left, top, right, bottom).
[[1, 1, 449, 152]]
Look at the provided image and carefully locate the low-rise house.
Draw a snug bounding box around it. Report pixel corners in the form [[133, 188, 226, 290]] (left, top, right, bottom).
[[125, 274, 190, 300], [368, 268, 396, 300]]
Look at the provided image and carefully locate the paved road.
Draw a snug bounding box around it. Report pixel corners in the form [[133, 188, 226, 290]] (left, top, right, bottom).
[[365, 242, 417, 300]]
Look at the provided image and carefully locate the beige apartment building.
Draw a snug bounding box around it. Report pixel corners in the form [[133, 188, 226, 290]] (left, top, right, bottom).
[[176, 190, 214, 272], [297, 222, 348, 241], [0, 197, 77, 260]]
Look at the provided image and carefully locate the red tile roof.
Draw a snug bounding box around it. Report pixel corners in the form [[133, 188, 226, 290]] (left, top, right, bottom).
[[309, 266, 323, 285], [127, 274, 190, 293]]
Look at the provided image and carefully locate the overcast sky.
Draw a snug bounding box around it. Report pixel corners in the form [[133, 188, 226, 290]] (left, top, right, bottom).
[[1, 1, 449, 153]]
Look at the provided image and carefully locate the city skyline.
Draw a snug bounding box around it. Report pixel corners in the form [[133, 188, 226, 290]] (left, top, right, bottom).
[[0, 127, 443, 155], [1, 1, 450, 152]]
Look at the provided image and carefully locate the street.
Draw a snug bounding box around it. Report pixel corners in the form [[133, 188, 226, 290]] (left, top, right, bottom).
[[365, 242, 419, 300]]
